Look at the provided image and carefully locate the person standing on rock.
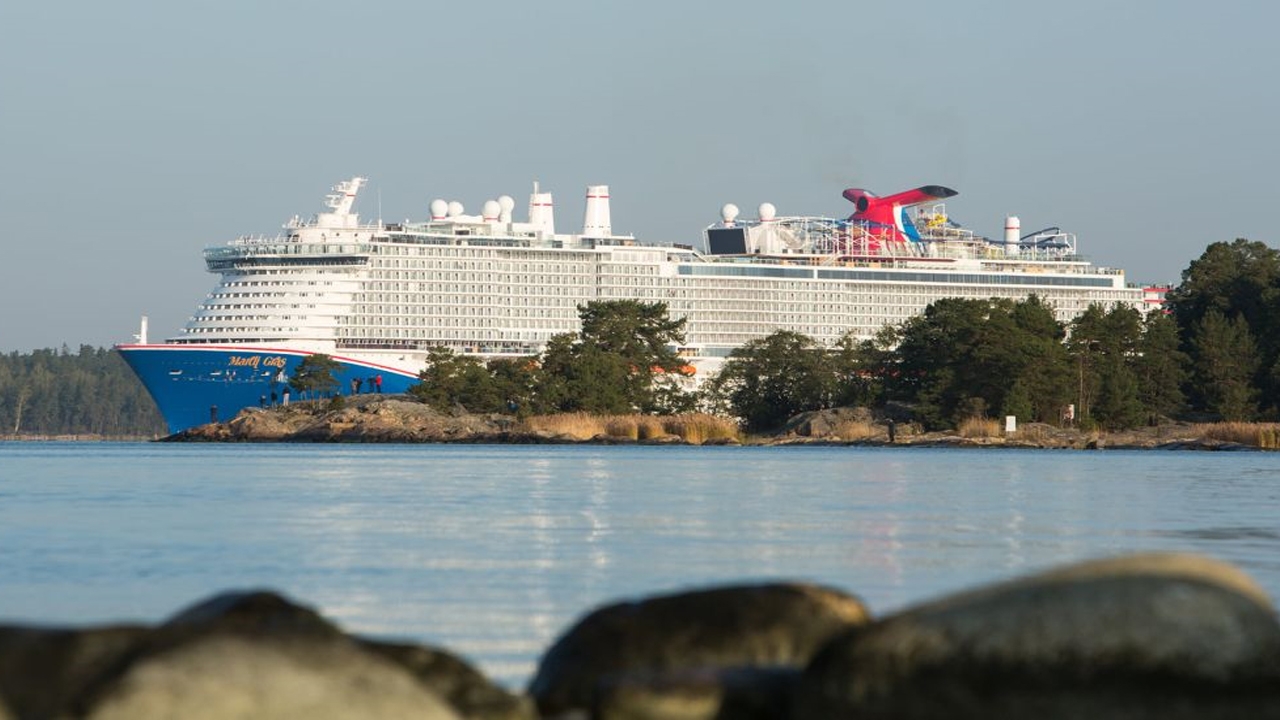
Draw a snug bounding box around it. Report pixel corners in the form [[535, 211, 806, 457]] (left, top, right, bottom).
[[282, 386, 290, 406], [351, 377, 361, 395], [375, 374, 382, 393]]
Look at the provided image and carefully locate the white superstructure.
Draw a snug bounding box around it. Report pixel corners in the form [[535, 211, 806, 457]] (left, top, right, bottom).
[[168, 177, 1152, 380]]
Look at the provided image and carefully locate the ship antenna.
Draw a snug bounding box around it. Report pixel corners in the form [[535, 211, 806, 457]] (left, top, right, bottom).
[[377, 188, 383, 227]]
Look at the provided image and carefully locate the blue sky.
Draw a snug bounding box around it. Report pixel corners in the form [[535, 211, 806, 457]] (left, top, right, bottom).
[[1, 0, 1276, 351]]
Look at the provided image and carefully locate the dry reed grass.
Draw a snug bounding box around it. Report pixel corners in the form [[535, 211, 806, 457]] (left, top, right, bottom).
[[660, 414, 740, 444], [832, 420, 881, 440], [957, 417, 1002, 438], [1191, 422, 1280, 448], [523, 413, 604, 439], [522, 413, 739, 444]]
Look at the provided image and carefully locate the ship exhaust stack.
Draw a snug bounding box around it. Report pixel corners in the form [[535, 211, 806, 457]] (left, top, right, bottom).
[[529, 182, 555, 235], [1004, 216, 1021, 256], [582, 185, 612, 237]]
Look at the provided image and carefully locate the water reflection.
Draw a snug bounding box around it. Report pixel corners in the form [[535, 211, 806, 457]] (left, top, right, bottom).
[[2, 444, 1279, 689], [1156, 527, 1280, 541]]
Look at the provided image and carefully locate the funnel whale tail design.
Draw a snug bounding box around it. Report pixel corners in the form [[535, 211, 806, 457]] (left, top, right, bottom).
[[843, 185, 958, 242]]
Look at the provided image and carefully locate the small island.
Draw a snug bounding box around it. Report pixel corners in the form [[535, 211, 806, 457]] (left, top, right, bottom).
[[166, 393, 1275, 451]]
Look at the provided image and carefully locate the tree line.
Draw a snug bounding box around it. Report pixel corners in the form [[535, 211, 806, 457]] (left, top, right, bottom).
[[0, 345, 165, 436], [403, 239, 1280, 433], [705, 238, 1280, 431], [706, 297, 1185, 432], [404, 296, 1183, 433]]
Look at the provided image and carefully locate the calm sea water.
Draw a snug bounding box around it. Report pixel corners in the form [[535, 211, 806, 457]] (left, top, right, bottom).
[[1, 442, 1278, 687]]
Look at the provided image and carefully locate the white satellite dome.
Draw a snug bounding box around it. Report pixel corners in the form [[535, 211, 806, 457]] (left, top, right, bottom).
[[759, 202, 777, 221], [447, 201, 464, 217], [721, 203, 740, 223], [429, 199, 448, 219], [482, 200, 501, 220], [498, 195, 516, 213]]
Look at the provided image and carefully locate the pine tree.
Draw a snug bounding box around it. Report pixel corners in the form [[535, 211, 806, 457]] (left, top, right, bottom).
[[1168, 239, 1280, 414], [530, 301, 691, 414], [1134, 312, 1188, 421], [1192, 311, 1259, 420], [288, 354, 342, 400], [705, 330, 837, 432]]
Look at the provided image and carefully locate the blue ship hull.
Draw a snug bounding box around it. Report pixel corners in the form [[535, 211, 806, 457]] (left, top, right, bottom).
[[116, 344, 419, 434]]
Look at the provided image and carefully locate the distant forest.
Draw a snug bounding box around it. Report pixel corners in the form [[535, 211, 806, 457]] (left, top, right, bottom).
[[0, 346, 165, 437]]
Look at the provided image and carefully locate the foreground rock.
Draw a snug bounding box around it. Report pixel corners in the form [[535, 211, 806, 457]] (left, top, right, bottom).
[[0, 591, 529, 720], [794, 553, 1280, 720], [3, 554, 1277, 718], [0, 624, 151, 719], [528, 583, 869, 718]]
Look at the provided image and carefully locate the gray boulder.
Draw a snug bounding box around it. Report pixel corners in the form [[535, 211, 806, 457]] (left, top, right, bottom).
[[360, 639, 535, 720], [79, 590, 463, 720], [794, 553, 1280, 720], [0, 590, 525, 720], [590, 666, 797, 720], [782, 407, 874, 438], [84, 633, 461, 720], [0, 624, 150, 719], [529, 582, 869, 718]]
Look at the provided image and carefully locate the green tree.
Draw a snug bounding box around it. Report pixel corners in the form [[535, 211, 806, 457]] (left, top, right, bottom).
[[1167, 239, 1280, 413], [1134, 312, 1188, 421], [889, 297, 1070, 429], [1168, 238, 1280, 337], [1192, 311, 1259, 420], [577, 300, 687, 370], [1006, 296, 1073, 424], [705, 330, 836, 432], [531, 301, 692, 414], [1002, 379, 1034, 421], [289, 354, 341, 400], [890, 299, 996, 428], [410, 347, 506, 413], [1093, 358, 1145, 429], [1068, 304, 1147, 429], [831, 329, 895, 408], [486, 357, 539, 416], [535, 339, 633, 414]]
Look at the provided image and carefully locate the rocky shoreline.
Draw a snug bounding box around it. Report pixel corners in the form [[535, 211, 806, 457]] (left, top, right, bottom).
[[165, 396, 1261, 451], [2, 552, 1277, 719]]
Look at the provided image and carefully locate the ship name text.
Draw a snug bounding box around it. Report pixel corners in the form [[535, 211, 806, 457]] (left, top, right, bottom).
[[228, 355, 287, 370]]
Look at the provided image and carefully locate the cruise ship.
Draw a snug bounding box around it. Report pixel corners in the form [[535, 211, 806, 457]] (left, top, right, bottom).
[[117, 177, 1158, 433]]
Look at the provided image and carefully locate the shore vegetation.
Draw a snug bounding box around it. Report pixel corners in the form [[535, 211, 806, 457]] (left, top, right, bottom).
[[520, 412, 740, 444], [0, 345, 163, 437]]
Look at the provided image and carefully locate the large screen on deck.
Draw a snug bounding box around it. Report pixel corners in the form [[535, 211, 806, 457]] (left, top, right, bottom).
[[707, 228, 747, 255]]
